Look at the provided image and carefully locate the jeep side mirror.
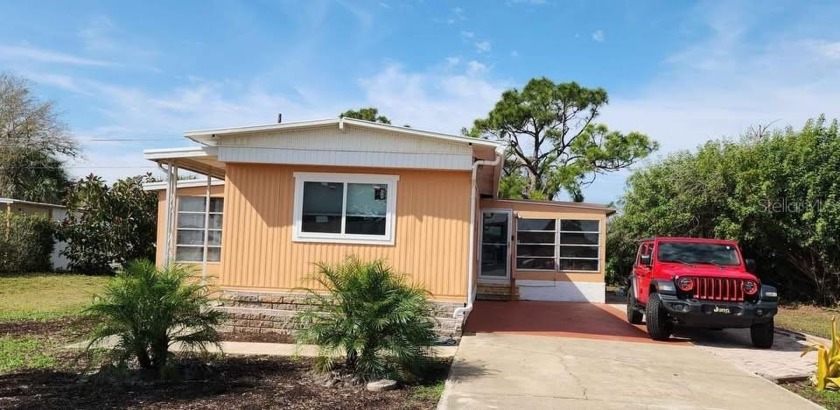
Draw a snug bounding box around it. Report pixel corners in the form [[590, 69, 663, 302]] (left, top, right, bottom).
[[640, 254, 652, 266], [745, 259, 757, 273]]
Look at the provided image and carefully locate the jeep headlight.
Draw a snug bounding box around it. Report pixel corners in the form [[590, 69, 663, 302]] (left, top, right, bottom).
[[742, 280, 759, 296]]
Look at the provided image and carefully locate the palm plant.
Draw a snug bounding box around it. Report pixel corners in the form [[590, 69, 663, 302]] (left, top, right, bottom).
[[84, 260, 225, 378], [295, 257, 438, 381]]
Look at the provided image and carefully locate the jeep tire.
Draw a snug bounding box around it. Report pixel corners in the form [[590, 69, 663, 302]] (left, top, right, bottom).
[[626, 282, 643, 325], [645, 293, 672, 341], [750, 320, 774, 349]]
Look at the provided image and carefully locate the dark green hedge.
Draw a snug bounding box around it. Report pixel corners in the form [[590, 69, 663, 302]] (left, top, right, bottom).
[[0, 213, 56, 273]]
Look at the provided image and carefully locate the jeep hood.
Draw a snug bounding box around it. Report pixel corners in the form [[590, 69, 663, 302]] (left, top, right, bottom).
[[657, 263, 757, 280]]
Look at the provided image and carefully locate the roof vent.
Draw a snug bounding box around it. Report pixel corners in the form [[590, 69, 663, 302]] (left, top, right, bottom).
[[277, 113, 283, 124]]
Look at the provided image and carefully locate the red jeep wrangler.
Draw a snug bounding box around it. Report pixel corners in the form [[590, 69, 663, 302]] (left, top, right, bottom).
[[626, 237, 779, 348]]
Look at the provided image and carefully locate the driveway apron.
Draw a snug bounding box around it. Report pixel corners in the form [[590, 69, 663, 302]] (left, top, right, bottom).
[[438, 301, 820, 410]]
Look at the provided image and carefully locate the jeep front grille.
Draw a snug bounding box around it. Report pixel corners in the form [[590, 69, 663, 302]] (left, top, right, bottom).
[[691, 277, 745, 302]]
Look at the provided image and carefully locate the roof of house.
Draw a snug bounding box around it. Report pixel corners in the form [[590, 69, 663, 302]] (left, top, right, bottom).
[[0, 198, 65, 209], [182, 117, 502, 148], [143, 117, 504, 195]]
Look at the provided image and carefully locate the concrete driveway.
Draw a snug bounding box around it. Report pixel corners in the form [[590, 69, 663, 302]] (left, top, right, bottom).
[[438, 301, 820, 409]]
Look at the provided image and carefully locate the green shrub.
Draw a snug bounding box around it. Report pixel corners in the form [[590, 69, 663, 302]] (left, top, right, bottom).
[[0, 213, 55, 273], [59, 174, 157, 274], [295, 257, 438, 382], [84, 260, 224, 378]]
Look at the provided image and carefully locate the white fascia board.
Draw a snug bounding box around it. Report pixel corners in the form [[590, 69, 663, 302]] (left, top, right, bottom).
[[143, 146, 218, 160], [142, 179, 225, 191]]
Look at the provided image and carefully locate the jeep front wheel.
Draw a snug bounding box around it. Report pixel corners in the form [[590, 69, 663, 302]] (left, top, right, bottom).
[[750, 320, 774, 349], [626, 282, 643, 325], [645, 293, 672, 341]]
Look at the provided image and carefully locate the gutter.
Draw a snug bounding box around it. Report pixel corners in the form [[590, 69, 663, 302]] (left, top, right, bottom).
[[453, 145, 504, 319]]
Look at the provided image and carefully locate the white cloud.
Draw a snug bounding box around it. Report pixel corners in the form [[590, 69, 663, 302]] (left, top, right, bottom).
[[807, 39, 840, 60], [466, 60, 487, 75], [591, 30, 605, 42], [445, 7, 466, 24], [446, 56, 460, 66], [475, 41, 492, 53], [358, 62, 507, 134], [602, 7, 840, 158], [0, 44, 118, 67], [460, 30, 474, 39], [76, 16, 159, 70], [48, 76, 345, 182], [65, 59, 508, 182], [78, 15, 116, 52]]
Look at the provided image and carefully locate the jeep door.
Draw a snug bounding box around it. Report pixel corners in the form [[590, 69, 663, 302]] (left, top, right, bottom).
[[633, 241, 654, 303]]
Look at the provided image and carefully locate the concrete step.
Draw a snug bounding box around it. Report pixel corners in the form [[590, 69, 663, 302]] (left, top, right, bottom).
[[476, 283, 519, 301]]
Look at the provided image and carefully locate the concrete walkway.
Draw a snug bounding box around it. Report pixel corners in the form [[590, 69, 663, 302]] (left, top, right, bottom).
[[65, 338, 458, 358], [438, 332, 820, 409]]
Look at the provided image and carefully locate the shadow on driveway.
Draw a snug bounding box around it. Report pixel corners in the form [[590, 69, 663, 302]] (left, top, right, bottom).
[[465, 301, 683, 344]]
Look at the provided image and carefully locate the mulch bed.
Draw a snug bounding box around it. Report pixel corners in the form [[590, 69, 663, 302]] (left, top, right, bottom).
[[0, 318, 448, 409], [0, 356, 442, 410]]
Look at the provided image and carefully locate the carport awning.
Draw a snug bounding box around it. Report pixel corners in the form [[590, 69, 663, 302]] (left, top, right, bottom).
[[143, 146, 225, 179]]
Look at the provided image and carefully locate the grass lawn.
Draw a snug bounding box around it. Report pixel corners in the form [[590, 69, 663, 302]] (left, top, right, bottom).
[[0, 273, 110, 374], [784, 381, 840, 410], [0, 273, 111, 321], [776, 303, 840, 340], [0, 336, 56, 372]]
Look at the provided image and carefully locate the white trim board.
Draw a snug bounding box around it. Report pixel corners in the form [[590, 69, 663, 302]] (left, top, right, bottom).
[[517, 280, 605, 303], [143, 179, 225, 191]]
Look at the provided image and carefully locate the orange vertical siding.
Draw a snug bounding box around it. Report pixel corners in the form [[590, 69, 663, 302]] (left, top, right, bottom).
[[219, 164, 472, 300]]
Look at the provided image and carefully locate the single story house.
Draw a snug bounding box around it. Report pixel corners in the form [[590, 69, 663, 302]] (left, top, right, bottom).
[[143, 118, 615, 335], [1, 197, 70, 271]]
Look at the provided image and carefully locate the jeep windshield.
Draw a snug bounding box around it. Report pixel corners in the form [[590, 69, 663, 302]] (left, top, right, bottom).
[[656, 242, 741, 266]]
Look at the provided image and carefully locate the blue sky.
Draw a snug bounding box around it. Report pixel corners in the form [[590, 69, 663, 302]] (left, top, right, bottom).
[[2, 0, 840, 204]]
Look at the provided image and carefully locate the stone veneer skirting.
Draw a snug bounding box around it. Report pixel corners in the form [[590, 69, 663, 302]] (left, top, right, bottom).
[[215, 290, 466, 338]]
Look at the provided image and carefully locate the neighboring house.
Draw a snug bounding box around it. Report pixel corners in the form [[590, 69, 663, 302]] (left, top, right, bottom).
[[1, 198, 70, 271], [143, 118, 615, 335]]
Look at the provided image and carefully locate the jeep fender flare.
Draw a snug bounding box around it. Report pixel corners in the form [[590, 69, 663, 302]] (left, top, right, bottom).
[[649, 279, 677, 296]]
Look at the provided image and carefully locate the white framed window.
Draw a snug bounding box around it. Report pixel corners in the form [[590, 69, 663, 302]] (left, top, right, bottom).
[[516, 218, 600, 272], [292, 172, 398, 245], [558, 220, 600, 272], [516, 218, 556, 271], [176, 197, 223, 262]]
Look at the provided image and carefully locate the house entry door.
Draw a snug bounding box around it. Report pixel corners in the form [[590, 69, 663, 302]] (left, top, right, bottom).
[[480, 210, 511, 280]]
